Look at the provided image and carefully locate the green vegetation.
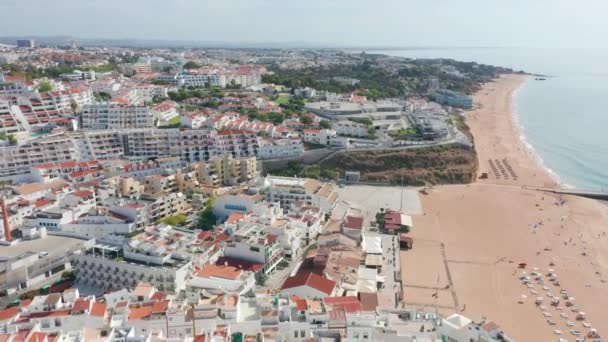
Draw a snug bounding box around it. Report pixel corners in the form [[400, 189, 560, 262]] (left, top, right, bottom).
[[348, 117, 373, 126], [319, 120, 331, 129], [36, 81, 53, 92], [274, 97, 290, 104], [198, 197, 217, 231], [375, 209, 385, 229], [168, 87, 224, 102], [319, 145, 476, 186], [263, 55, 516, 100], [0, 133, 17, 145], [367, 126, 377, 140], [125, 229, 144, 238], [300, 116, 313, 125], [168, 116, 181, 126], [94, 92, 112, 102], [389, 128, 419, 138], [1, 64, 119, 81], [183, 61, 201, 70], [269, 161, 336, 180], [161, 214, 188, 227], [263, 62, 404, 100], [152, 80, 171, 85]]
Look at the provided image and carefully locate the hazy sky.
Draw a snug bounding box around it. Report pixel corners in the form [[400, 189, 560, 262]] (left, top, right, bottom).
[[1, 0, 607, 47]]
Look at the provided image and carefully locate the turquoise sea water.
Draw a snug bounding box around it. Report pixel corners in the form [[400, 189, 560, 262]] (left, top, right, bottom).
[[369, 48, 608, 190]]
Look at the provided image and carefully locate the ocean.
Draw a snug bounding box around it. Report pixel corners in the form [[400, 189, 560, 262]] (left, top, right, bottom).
[[369, 48, 608, 190]]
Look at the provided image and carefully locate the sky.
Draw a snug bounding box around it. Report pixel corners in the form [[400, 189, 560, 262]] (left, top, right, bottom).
[[1, 0, 607, 48]]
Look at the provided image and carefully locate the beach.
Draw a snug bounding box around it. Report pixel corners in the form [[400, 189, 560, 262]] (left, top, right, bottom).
[[400, 75, 608, 341]]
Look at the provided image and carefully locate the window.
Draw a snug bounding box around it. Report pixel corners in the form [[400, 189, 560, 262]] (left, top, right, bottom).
[[294, 331, 298, 338], [300, 330, 305, 338]]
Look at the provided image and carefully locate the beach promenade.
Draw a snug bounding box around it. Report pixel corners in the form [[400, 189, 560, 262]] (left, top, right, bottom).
[[400, 74, 608, 341]]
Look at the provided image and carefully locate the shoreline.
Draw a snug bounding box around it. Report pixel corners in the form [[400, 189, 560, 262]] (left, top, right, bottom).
[[467, 74, 557, 188], [508, 76, 571, 188], [400, 74, 608, 341]]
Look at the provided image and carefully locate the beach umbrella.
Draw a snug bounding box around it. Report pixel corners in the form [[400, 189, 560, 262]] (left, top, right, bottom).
[[521, 294, 527, 299]]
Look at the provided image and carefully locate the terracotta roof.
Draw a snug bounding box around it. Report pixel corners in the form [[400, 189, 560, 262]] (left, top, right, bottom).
[[89, 303, 106, 317], [358, 292, 379, 311], [323, 296, 362, 313], [27, 332, 47, 342], [281, 272, 336, 296], [0, 306, 19, 321], [196, 264, 242, 280], [128, 305, 152, 321], [71, 298, 90, 313], [28, 309, 71, 318], [343, 216, 364, 230], [225, 212, 245, 224]]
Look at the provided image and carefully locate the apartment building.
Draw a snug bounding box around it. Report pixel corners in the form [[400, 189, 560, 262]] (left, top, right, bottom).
[[150, 100, 179, 124], [0, 98, 24, 133], [223, 226, 284, 276], [256, 137, 304, 160], [193, 153, 257, 187], [29, 160, 102, 183], [72, 244, 191, 294], [332, 120, 369, 137], [122, 128, 181, 160], [71, 130, 125, 161], [81, 103, 154, 130], [0, 135, 78, 181], [302, 128, 336, 145], [264, 176, 338, 214], [186, 264, 256, 301]]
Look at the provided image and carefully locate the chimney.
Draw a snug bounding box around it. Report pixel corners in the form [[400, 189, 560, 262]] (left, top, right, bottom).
[[0, 199, 10, 241]]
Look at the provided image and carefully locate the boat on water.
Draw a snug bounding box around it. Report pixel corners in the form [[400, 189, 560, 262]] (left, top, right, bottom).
[[535, 77, 547, 81]]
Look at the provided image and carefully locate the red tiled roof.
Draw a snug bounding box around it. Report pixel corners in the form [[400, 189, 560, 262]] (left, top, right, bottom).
[[28, 309, 71, 318], [281, 272, 336, 296], [27, 332, 47, 342], [225, 212, 244, 224], [90, 303, 106, 317], [150, 291, 167, 302], [71, 298, 90, 313], [0, 306, 19, 321], [197, 264, 242, 280], [323, 296, 361, 313], [34, 198, 53, 208], [343, 216, 363, 230]]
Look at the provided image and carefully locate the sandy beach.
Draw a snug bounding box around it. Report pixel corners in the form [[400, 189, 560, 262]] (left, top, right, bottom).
[[401, 75, 608, 341]]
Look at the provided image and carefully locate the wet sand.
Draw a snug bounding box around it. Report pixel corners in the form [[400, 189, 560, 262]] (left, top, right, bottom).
[[401, 75, 608, 341]]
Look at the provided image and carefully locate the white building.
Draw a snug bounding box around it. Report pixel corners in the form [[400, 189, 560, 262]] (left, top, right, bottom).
[[263, 176, 338, 214], [186, 264, 256, 301], [332, 120, 369, 137], [81, 103, 154, 130], [256, 138, 304, 160], [302, 128, 336, 145], [72, 244, 192, 294]]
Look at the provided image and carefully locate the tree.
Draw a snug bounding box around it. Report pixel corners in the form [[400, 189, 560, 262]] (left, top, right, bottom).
[[300, 116, 313, 125], [198, 198, 217, 231], [267, 112, 285, 125], [70, 100, 79, 113], [161, 214, 188, 227], [319, 120, 331, 129], [94, 92, 112, 102], [7, 134, 17, 145], [183, 61, 201, 70], [37, 81, 52, 93]]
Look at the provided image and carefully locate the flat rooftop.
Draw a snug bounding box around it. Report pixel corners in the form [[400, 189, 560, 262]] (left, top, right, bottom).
[[0, 235, 84, 258]]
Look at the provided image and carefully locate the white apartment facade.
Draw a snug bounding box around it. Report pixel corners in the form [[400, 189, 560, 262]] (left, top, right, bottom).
[[81, 103, 154, 130]]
